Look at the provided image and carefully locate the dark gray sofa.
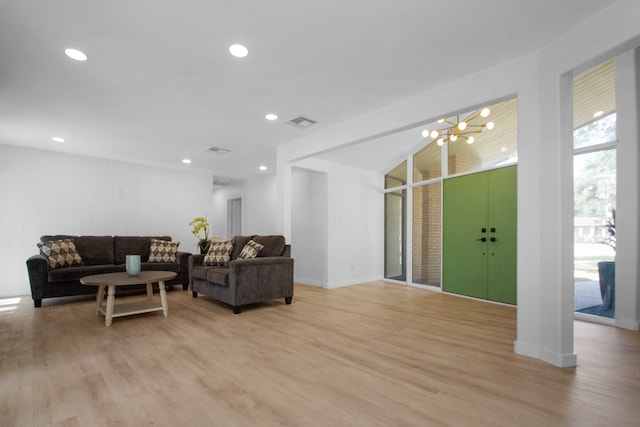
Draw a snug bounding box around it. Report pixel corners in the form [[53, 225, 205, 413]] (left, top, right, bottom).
[[189, 235, 294, 314], [26, 235, 190, 307]]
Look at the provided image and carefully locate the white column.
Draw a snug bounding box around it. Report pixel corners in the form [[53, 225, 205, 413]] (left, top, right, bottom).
[[615, 48, 640, 331], [514, 63, 577, 368]]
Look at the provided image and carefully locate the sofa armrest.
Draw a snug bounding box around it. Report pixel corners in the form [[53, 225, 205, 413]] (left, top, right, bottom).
[[176, 251, 190, 269], [26, 255, 49, 307], [188, 254, 205, 269], [188, 254, 205, 288], [229, 257, 294, 299]]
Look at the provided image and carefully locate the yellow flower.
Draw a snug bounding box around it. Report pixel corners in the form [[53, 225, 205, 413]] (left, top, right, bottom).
[[189, 217, 210, 240]]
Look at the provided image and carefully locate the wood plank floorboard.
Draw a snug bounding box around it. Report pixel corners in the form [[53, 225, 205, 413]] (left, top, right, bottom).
[[1, 282, 639, 426]]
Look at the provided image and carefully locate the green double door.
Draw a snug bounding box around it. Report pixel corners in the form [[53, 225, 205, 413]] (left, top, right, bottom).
[[442, 165, 517, 304]]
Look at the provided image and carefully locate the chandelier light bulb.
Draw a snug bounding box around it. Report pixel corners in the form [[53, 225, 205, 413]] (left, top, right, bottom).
[[450, 134, 458, 142], [437, 118, 445, 124], [430, 130, 439, 139], [480, 108, 491, 118], [437, 138, 445, 146], [486, 121, 495, 130], [466, 136, 475, 144], [457, 121, 467, 131], [421, 130, 430, 138]]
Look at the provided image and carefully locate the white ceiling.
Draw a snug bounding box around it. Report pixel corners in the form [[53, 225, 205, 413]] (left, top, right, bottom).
[[0, 1, 615, 180]]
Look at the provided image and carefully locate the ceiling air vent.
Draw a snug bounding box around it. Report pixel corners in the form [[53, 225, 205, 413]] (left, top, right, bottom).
[[286, 116, 317, 129], [207, 146, 231, 155], [212, 176, 231, 186]]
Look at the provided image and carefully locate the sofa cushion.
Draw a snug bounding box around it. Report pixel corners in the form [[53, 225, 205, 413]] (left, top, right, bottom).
[[148, 239, 179, 263], [191, 266, 229, 287], [231, 235, 254, 260], [114, 236, 171, 264], [251, 235, 286, 257], [203, 241, 233, 266], [38, 239, 84, 269], [41, 235, 114, 265], [206, 267, 230, 286], [141, 262, 181, 273], [239, 240, 263, 259], [48, 264, 124, 283]]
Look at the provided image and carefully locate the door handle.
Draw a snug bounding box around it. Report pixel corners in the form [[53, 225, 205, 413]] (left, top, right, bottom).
[[490, 237, 497, 242], [475, 237, 487, 242]]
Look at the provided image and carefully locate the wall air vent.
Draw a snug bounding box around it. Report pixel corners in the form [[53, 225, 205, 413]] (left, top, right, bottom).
[[286, 116, 317, 129], [207, 146, 231, 155], [212, 176, 231, 186]]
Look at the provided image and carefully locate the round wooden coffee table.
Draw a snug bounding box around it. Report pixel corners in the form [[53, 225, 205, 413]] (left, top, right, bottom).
[[80, 271, 177, 326]]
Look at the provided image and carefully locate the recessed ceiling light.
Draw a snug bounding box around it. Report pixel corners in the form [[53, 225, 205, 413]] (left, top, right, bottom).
[[51, 136, 65, 142], [593, 110, 604, 118], [259, 165, 268, 171], [265, 113, 278, 121], [182, 158, 192, 164], [229, 44, 248, 58], [64, 48, 88, 61]]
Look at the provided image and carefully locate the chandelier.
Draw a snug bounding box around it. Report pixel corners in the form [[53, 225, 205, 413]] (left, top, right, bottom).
[[421, 108, 495, 146]]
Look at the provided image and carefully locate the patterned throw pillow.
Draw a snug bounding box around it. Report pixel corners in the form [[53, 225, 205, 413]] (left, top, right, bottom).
[[203, 241, 233, 266], [148, 239, 179, 263], [238, 239, 264, 259], [37, 239, 83, 269]]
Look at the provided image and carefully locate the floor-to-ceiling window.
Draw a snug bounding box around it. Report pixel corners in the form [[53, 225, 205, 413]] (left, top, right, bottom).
[[412, 141, 442, 287], [573, 60, 617, 320], [384, 162, 407, 281]]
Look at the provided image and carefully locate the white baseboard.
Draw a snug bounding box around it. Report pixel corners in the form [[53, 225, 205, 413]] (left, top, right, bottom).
[[0, 291, 29, 298], [294, 276, 383, 289], [514, 339, 577, 367], [617, 317, 640, 331], [294, 278, 325, 287], [326, 276, 382, 289]]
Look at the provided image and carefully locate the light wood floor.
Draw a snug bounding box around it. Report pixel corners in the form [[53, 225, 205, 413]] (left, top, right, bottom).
[[1, 282, 639, 427]]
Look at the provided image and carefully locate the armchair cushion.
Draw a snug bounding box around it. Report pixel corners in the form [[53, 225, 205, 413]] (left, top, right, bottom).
[[252, 235, 286, 257]]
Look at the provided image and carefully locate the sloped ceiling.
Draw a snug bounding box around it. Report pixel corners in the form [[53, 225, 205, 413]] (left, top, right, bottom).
[[0, 1, 616, 180]]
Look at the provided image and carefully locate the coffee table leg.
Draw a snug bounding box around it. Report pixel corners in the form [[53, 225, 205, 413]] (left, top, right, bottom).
[[105, 284, 116, 326], [96, 284, 105, 315], [159, 280, 168, 316], [146, 282, 153, 298]]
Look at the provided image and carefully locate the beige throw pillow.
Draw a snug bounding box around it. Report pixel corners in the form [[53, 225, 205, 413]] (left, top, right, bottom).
[[148, 239, 179, 263], [238, 240, 264, 259], [37, 239, 83, 269], [203, 241, 234, 266]]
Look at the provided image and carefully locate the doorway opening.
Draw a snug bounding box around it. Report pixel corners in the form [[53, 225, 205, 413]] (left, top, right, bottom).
[[227, 198, 242, 239]]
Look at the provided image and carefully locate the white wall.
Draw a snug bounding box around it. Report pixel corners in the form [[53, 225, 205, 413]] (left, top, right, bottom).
[[289, 158, 384, 288], [0, 144, 215, 297], [276, 0, 640, 366], [244, 174, 278, 235], [291, 166, 327, 286], [210, 174, 280, 241], [210, 182, 244, 241]]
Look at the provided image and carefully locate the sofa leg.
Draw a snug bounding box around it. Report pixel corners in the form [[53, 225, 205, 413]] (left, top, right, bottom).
[[192, 291, 198, 298], [34, 299, 42, 308], [183, 283, 189, 291], [285, 296, 292, 305], [233, 306, 241, 314]]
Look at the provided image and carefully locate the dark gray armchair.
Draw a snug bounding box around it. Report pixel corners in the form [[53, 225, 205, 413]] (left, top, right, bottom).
[[189, 235, 294, 314]]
